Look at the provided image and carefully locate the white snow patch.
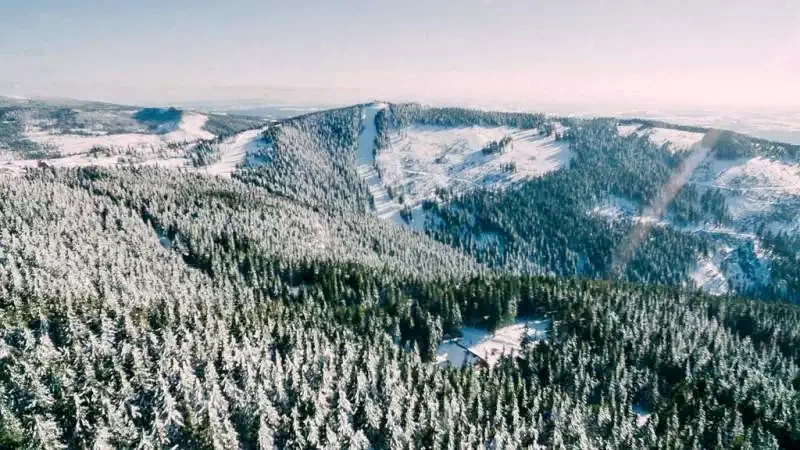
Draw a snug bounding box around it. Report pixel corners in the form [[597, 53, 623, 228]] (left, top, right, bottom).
[[23, 112, 213, 155], [637, 127, 706, 152], [590, 196, 640, 220], [24, 129, 165, 156], [632, 404, 652, 428], [436, 319, 550, 369], [690, 156, 800, 223], [617, 124, 642, 137], [164, 112, 214, 143], [197, 127, 268, 178], [1, 125, 270, 179], [689, 234, 772, 296], [711, 157, 800, 194], [379, 125, 572, 206], [139, 157, 190, 170], [355, 103, 406, 224], [690, 251, 731, 295]]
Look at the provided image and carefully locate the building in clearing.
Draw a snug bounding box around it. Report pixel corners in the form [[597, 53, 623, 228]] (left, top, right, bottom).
[[435, 319, 550, 369]]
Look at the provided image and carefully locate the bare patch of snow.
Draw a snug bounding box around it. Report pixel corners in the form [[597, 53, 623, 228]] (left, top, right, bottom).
[[690, 251, 731, 295], [396, 204, 434, 233], [164, 112, 214, 143], [22, 112, 213, 156], [139, 157, 190, 170], [690, 156, 800, 224], [637, 127, 706, 152], [378, 125, 572, 207], [197, 127, 268, 178], [1, 125, 270, 178], [25, 129, 164, 156], [590, 196, 640, 220], [711, 157, 800, 194], [632, 404, 652, 428], [617, 124, 642, 137]]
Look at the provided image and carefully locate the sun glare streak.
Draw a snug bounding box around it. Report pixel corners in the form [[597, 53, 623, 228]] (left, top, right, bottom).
[[610, 130, 722, 278]]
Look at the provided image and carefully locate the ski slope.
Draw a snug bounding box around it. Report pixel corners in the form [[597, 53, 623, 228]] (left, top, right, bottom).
[[355, 103, 405, 224], [198, 127, 269, 178], [377, 124, 573, 207]]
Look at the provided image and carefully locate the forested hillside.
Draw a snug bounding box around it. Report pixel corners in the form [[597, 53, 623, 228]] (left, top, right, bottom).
[[0, 166, 798, 449], [233, 106, 373, 213], [374, 104, 800, 302], [1, 101, 799, 449]]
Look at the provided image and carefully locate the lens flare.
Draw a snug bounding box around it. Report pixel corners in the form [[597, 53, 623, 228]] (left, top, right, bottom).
[[610, 130, 722, 278]]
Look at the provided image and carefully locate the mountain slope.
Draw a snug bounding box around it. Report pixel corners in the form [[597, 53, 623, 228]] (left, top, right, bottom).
[[233, 105, 374, 213], [364, 104, 800, 301], [0, 165, 798, 448], [1, 100, 799, 448], [0, 97, 265, 175]]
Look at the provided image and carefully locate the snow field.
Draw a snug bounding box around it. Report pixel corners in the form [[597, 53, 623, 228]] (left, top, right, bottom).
[[689, 249, 732, 296], [690, 156, 800, 225], [617, 124, 642, 137], [23, 112, 214, 156], [642, 127, 705, 151], [198, 127, 269, 178], [590, 196, 640, 220], [165, 112, 215, 143], [24, 129, 164, 156], [1, 123, 268, 179], [378, 124, 573, 207], [619, 123, 706, 152]]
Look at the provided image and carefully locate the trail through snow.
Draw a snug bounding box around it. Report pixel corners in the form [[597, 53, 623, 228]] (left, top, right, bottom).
[[356, 104, 405, 224]]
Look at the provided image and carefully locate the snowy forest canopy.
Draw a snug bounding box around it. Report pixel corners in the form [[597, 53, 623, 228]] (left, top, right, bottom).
[[0, 101, 798, 449]]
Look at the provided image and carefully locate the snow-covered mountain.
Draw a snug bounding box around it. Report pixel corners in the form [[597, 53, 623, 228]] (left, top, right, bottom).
[[595, 121, 800, 296], [0, 97, 265, 176], [1, 98, 798, 449], [360, 104, 799, 300], [3, 98, 798, 300]]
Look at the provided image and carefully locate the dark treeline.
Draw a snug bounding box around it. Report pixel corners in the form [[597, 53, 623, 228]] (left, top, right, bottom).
[[233, 106, 374, 213], [374, 104, 546, 149], [759, 229, 800, 303]]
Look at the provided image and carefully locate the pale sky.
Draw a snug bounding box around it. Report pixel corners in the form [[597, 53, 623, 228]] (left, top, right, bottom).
[[1, 0, 798, 110]]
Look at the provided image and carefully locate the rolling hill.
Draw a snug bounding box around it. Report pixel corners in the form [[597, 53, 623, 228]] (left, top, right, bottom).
[[0, 96, 266, 176]]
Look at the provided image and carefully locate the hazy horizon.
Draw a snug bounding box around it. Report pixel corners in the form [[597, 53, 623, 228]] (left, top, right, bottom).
[[2, 0, 799, 112]]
